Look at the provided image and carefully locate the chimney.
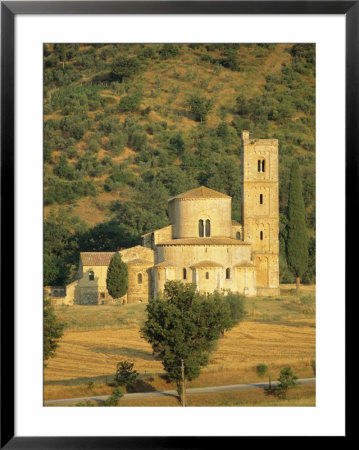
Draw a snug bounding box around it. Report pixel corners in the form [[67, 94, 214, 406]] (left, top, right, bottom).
[[241, 130, 250, 141]]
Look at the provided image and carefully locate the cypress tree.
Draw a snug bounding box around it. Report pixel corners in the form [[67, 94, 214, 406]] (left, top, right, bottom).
[[286, 160, 308, 292], [106, 253, 128, 299]]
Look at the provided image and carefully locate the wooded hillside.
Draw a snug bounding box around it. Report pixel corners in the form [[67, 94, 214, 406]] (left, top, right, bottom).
[[43, 43, 315, 286]]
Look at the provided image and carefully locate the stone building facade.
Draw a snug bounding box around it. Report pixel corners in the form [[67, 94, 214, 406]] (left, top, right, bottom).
[[57, 131, 279, 305]]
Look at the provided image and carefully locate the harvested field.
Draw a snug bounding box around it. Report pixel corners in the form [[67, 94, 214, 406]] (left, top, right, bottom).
[[44, 291, 316, 402], [44, 319, 315, 382]]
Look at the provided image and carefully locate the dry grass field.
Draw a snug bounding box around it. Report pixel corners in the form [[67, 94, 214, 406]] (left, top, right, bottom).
[[118, 383, 316, 407], [50, 383, 315, 407], [44, 288, 315, 403]]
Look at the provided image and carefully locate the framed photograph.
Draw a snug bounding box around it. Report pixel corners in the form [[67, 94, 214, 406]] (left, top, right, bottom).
[[1, 1, 352, 447]]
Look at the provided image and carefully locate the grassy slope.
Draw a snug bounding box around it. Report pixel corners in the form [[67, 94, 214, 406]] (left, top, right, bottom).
[[44, 43, 313, 225]]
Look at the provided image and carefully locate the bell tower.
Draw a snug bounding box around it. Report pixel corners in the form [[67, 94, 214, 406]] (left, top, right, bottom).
[[241, 131, 279, 295]]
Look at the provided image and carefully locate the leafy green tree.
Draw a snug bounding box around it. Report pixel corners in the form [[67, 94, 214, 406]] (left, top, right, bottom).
[[156, 166, 198, 197], [186, 94, 213, 122], [54, 154, 74, 180], [106, 253, 128, 299], [119, 94, 142, 112], [275, 365, 298, 398], [111, 56, 141, 82], [286, 160, 308, 292], [219, 48, 240, 71], [115, 361, 139, 388], [59, 44, 67, 69], [43, 298, 65, 364], [224, 292, 246, 326], [169, 133, 185, 155], [159, 43, 179, 59], [141, 281, 232, 401]]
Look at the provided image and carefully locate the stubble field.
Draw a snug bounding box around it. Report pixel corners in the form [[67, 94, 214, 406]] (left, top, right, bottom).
[[44, 287, 316, 404]]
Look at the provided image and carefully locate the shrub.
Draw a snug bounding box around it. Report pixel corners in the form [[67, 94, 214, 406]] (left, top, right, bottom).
[[186, 94, 213, 122], [75, 400, 95, 407], [111, 55, 141, 82], [130, 130, 147, 151], [256, 363, 268, 378], [60, 115, 89, 140], [88, 139, 99, 154], [108, 132, 127, 154], [99, 117, 122, 135], [310, 359, 316, 376], [275, 365, 298, 398], [159, 43, 179, 59], [119, 94, 142, 112], [104, 387, 123, 406]]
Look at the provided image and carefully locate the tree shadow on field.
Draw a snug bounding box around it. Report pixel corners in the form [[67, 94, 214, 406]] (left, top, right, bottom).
[[264, 387, 276, 397], [91, 346, 161, 361], [125, 379, 156, 393]]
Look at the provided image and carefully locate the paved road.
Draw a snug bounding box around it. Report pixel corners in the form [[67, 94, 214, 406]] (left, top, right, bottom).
[[44, 377, 315, 406]]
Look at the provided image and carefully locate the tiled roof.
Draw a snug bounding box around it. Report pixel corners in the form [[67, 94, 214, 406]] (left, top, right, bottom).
[[80, 252, 116, 266], [157, 237, 251, 246], [127, 258, 153, 265], [168, 186, 231, 201], [190, 261, 224, 268], [141, 225, 172, 238], [154, 261, 176, 268], [234, 260, 255, 267]]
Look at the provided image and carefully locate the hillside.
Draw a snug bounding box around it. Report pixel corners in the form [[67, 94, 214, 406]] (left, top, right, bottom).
[[43, 43, 315, 286]]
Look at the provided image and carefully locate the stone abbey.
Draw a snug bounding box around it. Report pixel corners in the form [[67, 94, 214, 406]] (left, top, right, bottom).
[[49, 131, 279, 305]]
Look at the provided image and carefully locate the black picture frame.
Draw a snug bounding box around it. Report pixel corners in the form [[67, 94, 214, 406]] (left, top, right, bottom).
[[1, 1, 353, 447]]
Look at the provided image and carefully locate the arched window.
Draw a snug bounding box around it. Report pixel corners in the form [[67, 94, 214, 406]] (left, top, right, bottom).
[[258, 160, 261, 172], [89, 271, 94, 281], [205, 219, 211, 237], [199, 219, 204, 237], [262, 160, 266, 172], [260, 194, 263, 204], [205, 272, 209, 280], [260, 231, 263, 240], [226, 268, 231, 279], [137, 273, 142, 284], [183, 268, 187, 280], [236, 231, 241, 240]]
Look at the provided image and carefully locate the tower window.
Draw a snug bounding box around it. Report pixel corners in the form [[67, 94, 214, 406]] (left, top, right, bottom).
[[199, 219, 204, 237], [205, 272, 209, 280], [205, 219, 211, 237], [260, 231, 263, 240], [89, 271, 94, 281], [236, 231, 241, 240], [226, 268, 231, 279], [260, 194, 263, 204], [183, 268, 187, 280], [258, 159, 266, 172], [137, 273, 142, 284]]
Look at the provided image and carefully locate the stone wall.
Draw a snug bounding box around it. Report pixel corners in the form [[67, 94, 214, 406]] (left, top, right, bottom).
[[241, 131, 279, 290], [170, 197, 232, 239], [127, 261, 153, 304], [120, 246, 154, 263]]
